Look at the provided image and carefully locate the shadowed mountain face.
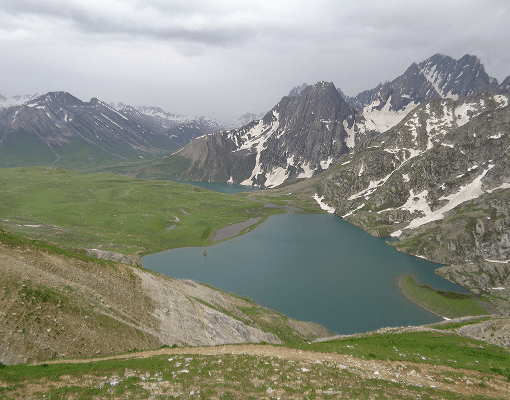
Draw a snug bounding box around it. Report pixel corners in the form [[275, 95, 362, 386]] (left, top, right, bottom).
[[0, 93, 226, 169]]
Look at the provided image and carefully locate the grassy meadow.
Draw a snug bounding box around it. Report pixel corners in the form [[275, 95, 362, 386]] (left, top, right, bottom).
[[0, 167, 284, 256], [399, 275, 492, 319], [1, 327, 510, 399]]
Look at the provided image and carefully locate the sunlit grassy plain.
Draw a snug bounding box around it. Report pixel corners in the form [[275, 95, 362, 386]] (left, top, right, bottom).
[[0, 167, 285, 256]]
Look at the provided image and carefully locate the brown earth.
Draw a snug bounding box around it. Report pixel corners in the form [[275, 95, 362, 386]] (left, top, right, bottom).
[[0, 241, 329, 365]]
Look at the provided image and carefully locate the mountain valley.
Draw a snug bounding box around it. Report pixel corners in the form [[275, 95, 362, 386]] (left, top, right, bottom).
[[1, 53, 510, 399]]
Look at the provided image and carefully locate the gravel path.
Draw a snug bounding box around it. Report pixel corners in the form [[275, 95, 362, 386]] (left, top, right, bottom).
[[34, 344, 510, 398]]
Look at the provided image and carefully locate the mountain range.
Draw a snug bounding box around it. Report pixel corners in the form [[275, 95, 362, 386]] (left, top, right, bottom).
[[0, 93, 228, 169], [108, 54, 509, 189], [2, 52, 510, 364]]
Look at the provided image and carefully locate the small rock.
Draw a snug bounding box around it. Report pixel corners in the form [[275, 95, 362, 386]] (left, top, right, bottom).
[[323, 389, 341, 395]]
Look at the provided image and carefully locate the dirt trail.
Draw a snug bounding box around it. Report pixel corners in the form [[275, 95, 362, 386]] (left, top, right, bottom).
[[37, 344, 510, 398]]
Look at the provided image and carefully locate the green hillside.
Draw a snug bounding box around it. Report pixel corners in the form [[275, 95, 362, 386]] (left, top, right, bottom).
[[0, 167, 284, 256]]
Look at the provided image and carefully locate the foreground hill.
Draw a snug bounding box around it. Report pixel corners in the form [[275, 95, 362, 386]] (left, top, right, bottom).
[[0, 230, 330, 365], [2, 318, 510, 398]]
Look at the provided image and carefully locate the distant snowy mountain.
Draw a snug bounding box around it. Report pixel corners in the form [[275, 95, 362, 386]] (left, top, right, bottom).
[[227, 112, 266, 129], [112, 103, 226, 146], [0, 93, 42, 109]]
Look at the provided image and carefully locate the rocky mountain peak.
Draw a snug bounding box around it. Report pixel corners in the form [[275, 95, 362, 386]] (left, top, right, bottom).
[[345, 53, 504, 134], [153, 80, 364, 188], [418, 53, 498, 99], [498, 76, 510, 94], [288, 83, 308, 97]]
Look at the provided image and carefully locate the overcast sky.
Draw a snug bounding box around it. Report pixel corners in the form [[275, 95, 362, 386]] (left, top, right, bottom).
[[1, 0, 509, 123]]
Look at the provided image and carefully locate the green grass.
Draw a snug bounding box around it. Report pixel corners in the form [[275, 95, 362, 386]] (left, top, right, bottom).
[[399, 275, 491, 319], [0, 350, 502, 399], [430, 317, 494, 331], [0, 167, 284, 256], [286, 331, 510, 378], [0, 229, 113, 266]]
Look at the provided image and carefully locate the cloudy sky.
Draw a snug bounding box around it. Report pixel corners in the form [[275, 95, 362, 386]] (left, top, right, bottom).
[[1, 0, 509, 123]]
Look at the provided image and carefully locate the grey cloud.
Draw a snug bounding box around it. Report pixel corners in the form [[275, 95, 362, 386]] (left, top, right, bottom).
[[0, 0, 509, 121], [0, 0, 268, 47]]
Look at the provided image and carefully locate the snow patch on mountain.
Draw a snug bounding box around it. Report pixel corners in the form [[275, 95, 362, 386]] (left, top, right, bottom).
[[265, 167, 289, 188], [362, 97, 418, 133], [239, 112, 281, 186], [405, 165, 494, 230], [298, 163, 314, 179], [343, 120, 356, 148], [455, 101, 480, 127], [424, 103, 454, 148], [313, 194, 335, 213], [0, 93, 42, 109], [320, 157, 333, 170]]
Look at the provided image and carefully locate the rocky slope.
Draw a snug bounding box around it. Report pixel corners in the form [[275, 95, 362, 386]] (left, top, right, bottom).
[[310, 93, 509, 253], [0, 233, 330, 365]]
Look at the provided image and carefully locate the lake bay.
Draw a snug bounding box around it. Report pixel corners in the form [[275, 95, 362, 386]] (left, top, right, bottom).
[[143, 209, 468, 335]]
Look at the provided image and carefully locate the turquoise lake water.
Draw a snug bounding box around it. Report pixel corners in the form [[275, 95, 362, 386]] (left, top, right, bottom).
[[143, 186, 468, 334]]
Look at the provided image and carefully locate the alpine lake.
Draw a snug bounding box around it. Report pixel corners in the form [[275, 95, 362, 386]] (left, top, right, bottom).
[[143, 181, 468, 335]]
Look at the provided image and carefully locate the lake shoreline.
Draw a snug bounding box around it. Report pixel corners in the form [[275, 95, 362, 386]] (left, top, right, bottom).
[[397, 274, 448, 320]]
